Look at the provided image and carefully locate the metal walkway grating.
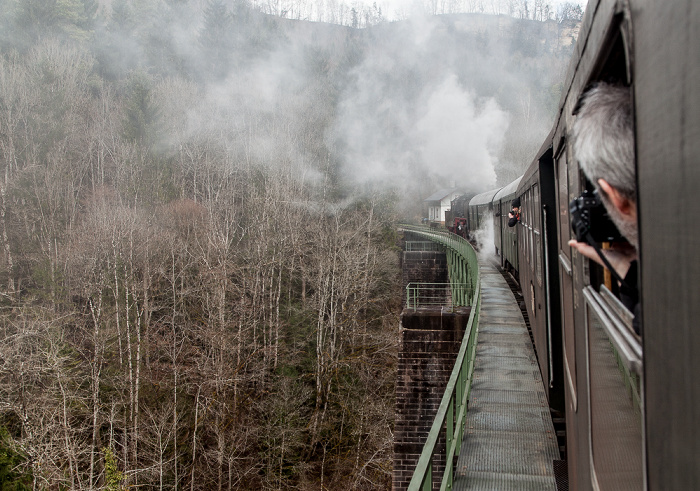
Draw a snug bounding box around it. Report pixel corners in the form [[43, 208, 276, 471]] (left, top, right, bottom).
[[453, 257, 560, 490]]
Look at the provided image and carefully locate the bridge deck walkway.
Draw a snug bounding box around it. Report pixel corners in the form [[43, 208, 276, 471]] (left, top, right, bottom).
[[453, 257, 560, 490]]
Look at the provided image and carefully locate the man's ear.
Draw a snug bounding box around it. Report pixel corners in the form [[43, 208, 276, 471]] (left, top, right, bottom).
[[598, 178, 633, 216]]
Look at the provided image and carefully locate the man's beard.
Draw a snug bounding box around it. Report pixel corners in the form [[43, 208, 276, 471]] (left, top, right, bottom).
[[601, 195, 638, 251]]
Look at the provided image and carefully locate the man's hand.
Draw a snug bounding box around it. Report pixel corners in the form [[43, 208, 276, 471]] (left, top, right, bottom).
[[568, 239, 636, 279]]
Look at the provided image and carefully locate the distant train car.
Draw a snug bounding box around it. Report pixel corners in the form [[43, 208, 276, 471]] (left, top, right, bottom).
[[450, 193, 472, 220], [492, 177, 521, 274], [468, 187, 501, 246], [447, 216, 468, 238], [445, 193, 473, 238]]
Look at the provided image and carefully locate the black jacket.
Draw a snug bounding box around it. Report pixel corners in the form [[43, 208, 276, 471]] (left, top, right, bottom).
[[508, 213, 519, 227]]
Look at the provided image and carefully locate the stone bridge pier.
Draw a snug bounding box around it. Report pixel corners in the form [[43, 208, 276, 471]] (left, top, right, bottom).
[[393, 234, 470, 491]]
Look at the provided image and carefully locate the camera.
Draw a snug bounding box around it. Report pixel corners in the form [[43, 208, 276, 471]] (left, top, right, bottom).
[[569, 189, 623, 244]]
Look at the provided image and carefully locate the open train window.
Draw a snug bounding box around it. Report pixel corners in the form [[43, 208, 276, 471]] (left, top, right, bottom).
[[576, 15, 645, 486], [576, 13, 637, 329], [588, 13, 632, 86]]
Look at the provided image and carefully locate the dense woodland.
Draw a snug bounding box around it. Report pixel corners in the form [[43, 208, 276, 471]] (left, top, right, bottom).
[[0, 0, 579, 489]]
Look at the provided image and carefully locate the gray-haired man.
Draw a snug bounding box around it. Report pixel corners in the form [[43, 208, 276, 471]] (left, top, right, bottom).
[[568, 82, 640, 330]]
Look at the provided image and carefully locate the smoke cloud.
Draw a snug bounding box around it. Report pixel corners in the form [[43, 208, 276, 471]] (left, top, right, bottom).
[[473, 211, 496, 262], [328, 11, 553, 207], [34, 2, 570, 217], [415, 75, 505, 187]]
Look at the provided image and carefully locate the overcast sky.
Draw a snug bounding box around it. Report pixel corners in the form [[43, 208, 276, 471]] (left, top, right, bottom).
[[354, 0, 589, 21]]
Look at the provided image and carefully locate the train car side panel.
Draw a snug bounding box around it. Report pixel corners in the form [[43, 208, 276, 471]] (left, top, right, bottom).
[[493, 178, 522, 272], [636, 0, 700, 488], [516, 147, 564, 416], [554, 142, 586, 488]]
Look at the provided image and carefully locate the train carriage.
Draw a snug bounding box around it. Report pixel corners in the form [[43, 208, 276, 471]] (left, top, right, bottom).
[[445, 193, 473, 238], [550, 1, 642, 488], [542, 0, 698, 488], [468, 187, 501, 241], [492, 177, 522, 273]]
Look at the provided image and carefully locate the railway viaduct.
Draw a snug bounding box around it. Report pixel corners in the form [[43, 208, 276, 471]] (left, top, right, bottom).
[[394, 226, 561, 491]]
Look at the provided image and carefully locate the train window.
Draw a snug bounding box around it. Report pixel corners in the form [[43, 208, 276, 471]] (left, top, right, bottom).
[[557, 148, 577, 405], [536, 233, 542, 285], [557, 153, 570, 256], [529, 189, 534, 266], [533, 184, 540, 233], [532, 184, 543, 286], [527, 189, 531, 225], [523, 193, 530, 263], [584, 287, 643, 490]]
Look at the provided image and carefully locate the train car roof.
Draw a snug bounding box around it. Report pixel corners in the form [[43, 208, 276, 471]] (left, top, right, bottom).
[[518, 135, 554, 193], [549, 0, 609, 149], [493, 176, 523, 202], [469, 187, 502, 206]]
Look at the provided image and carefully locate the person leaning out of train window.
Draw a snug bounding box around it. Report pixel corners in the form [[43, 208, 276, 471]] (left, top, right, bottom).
[[508, 198, 521, 227], [568, 82, 640, 333]]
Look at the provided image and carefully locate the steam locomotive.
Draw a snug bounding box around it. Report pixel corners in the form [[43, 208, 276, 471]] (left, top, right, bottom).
[[448, 1, 700, 489]]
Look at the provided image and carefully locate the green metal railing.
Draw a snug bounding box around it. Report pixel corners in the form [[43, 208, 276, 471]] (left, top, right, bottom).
[[405, 240, 444, 252], [399, 225, 482, 491], [405, 282, 471, 310]]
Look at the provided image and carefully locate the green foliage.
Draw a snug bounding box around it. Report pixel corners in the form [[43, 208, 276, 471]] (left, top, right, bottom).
[[81, 0, 98, 30], [9, 0, 94, 47], [28, 258, 67, 305], [198, 0, 234, 78], [258, 375, 312, 486], [0, 427, 31, 491], [109, 0, 135, 33], [94, 0, 138, 79], [141, 6, 191, 78], [13, 0, 59, 41], [103, 447, 123, 491], [55, 0, 94, 42], [121, 71, 160, 146]]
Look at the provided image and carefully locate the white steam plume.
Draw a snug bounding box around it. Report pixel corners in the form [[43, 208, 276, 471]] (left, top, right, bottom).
[[331, 15, 509, 195], [472, 211, 496, 263]]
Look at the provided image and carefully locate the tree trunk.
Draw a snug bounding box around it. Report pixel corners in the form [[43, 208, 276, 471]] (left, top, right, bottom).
[[0, 181, 15, 294], [191, 385, 201, 491], [89, 297, 104, 490]]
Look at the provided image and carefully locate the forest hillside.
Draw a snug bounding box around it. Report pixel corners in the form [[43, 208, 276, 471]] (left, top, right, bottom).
[[0, 1, 579, 489]]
